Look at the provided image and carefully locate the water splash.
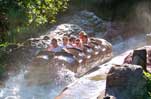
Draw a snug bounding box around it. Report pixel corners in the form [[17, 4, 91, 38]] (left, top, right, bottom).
[[0, 64, 77, 99]]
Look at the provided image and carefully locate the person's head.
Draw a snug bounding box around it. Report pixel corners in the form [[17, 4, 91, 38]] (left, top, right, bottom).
[[69, 36, 76, 44], [51, 38, 58, 47], [75, 38, 80, 45], [62, 36, 68, 45], [82, 35, 88, 44], [79, 31, 87, 39]]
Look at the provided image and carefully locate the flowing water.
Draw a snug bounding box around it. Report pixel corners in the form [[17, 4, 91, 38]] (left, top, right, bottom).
[[0, 66, 76, 99], [0, 33, 147, 99]]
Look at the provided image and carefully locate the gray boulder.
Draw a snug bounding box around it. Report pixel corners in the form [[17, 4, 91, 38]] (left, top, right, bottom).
[[53, 10, 105, 37], [105, 64, 146, 99]]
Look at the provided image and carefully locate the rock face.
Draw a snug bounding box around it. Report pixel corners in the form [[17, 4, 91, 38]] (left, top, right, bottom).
[[45, 10, 106, 42], [132, 49, 147, 72], [68, 10, 105, 35], [55, 63, 110, 99], [103, 22, 124, 43], [124, 46, 151, 73], [105, 64, 146, 99], [56, 53, 147, 99]]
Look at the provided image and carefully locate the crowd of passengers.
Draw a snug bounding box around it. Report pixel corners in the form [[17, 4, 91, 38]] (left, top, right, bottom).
[[47, 31, 91, 53]]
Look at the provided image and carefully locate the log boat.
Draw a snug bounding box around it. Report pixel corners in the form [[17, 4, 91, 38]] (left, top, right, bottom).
[[25, 37, 112, 85]]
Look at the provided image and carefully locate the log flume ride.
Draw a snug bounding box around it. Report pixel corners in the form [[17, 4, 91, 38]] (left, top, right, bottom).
[[25, 37, 112, 85]]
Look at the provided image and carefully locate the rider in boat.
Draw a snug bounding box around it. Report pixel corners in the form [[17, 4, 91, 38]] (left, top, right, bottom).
[[79, 31, 87, 40], [47, 38, 62, 52], [60, 36, 71, 48], [68, 35, 76, 48], [73, 38, 83, 50], [79, 31, 91, 46]]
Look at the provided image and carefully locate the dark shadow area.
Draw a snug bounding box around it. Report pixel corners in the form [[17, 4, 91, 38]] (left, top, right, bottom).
[[132, 49, 147, 72]]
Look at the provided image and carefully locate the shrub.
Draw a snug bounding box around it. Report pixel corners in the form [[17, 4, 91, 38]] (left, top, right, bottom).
[[0, 43, 10, 77], [143, 72, 151, 98]]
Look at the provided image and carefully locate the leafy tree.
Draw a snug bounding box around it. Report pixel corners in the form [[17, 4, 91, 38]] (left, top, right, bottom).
[[20, 0, 69, 25], [144, 72, 151, 98], [0, 0, 70, 43]]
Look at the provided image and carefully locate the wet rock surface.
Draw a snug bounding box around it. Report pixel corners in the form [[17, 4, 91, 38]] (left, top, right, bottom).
[[55, 64, 110, 99], [56, 10, 105, 36], [56, 48, 148, 99], [105, 64, 146, 99]]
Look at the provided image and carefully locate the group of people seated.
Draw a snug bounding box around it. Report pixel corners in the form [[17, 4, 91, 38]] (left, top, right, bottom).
[[47, 31, 90, 53]]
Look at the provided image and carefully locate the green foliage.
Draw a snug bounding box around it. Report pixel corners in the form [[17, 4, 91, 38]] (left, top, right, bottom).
[[21, 0, 69, 25], [0, 0, 70, 43], [143, 72, 151, 98], [0, 43, 9, 77]]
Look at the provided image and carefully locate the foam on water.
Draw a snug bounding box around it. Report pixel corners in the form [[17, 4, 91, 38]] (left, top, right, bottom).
[[0, 67, 76, 99]]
